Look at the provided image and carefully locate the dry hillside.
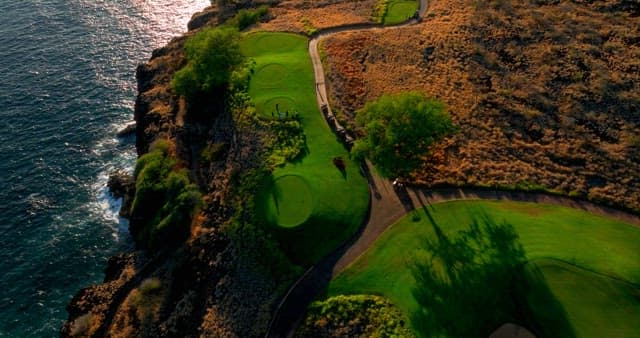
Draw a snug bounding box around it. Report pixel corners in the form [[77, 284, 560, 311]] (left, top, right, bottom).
[[255, 0, 376, 33], [322, 0, 640, 211]]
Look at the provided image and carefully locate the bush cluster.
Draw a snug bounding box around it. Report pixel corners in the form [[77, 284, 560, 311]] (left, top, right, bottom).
[[265, 117, 307, 168], [172, 26, 244, 99], [130, 140, 202, 250], [297, 294, 414, 337], [233, 6, 269, 30]]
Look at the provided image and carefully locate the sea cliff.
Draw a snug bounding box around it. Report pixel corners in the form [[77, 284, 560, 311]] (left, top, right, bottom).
[[61, 5, 289, 337]]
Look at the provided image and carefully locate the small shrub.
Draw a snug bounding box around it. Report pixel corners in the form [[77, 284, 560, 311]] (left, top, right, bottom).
[[300, 17, 317, 36], [201, 142, 228, 163], [372, 0, 390, 23], [266, 117, 307, 168], [298, 295, 414, 337], [234, 6, 269, 30], [139, 277, 162, 295]]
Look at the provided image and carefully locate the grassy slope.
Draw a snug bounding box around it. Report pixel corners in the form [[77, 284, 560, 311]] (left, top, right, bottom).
[[384, 0, 418, 25], [328, 200, 640, 336], [241, 32, 369, 265]]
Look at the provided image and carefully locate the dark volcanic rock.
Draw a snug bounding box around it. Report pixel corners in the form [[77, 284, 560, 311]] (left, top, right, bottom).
[[107, 170, 135, 218], [60, 253, 146, 337], [116, 122, 136, 138], [188, 6, 220, 31]]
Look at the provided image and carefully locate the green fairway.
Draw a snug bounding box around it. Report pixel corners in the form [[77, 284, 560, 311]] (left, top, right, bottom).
[[327, 200, 640, 337], [241, 32, 369, 265], [384, 0, 418, 25]]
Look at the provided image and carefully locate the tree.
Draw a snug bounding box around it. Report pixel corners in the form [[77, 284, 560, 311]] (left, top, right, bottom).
[[352, 92, 455, 177], [172, 26, 244, 98]]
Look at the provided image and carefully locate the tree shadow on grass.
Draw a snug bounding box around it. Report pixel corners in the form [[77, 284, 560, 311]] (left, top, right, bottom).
[[411, 213, 576, 338]]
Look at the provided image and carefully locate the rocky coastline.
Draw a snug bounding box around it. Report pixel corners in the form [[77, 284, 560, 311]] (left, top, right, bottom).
[[61, 5, 284, 337]]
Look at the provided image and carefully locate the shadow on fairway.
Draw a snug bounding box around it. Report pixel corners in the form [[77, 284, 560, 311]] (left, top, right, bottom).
[[411, 213, 576, 338]]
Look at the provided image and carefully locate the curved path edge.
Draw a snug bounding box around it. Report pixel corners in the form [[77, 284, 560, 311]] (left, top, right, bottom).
[[264, 0, 640, 335]]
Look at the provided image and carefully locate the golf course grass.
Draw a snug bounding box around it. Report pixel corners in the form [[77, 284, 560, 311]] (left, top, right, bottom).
[[326, 200, 640, 337], [264, 175, 313, 228], [384, 0, 418, 25], [241, 32, 369, 265], [528, 259, 640, 338]]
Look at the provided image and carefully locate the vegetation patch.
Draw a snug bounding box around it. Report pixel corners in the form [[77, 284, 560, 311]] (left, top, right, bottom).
[[231, 6, 269, 30], [352, 92, 455, 178], [297, 295, 415, 337], [327, 200, 640, 337], [300, 17, 318, 36], [171, 26, 245, 99], [241, 32, 368, 265], [129, 140, 202, 250], [372, 0, 389, 23], [265, 116, 307, 167]]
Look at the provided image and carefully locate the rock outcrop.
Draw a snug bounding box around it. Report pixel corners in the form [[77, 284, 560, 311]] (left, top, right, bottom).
[[107, 171, 134, 218]]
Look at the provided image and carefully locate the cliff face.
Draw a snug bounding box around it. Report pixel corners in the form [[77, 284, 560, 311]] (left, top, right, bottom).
[[61, 5, 285, 337]]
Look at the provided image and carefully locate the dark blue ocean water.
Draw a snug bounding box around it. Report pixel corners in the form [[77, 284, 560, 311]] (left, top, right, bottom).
[[0, 1, 209, 336]]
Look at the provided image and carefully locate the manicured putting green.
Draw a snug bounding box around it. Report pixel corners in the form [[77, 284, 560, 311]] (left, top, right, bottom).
[[529, 259, 640, 338], [253, 63, 289, 88], [257, 96, 297, 119], [327, 200, 640, 337], [267, 175, 313, 228], [384, 0, 418, 25]]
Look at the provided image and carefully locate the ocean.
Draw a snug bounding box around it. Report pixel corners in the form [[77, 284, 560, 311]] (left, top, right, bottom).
[[0, 1, 210, 336]]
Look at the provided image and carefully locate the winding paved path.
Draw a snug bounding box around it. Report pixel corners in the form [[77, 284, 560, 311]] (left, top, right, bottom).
[[265, 1, 640, 337]]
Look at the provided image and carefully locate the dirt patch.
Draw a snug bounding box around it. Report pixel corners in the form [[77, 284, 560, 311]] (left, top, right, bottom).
[[321, 0, 640, 211]]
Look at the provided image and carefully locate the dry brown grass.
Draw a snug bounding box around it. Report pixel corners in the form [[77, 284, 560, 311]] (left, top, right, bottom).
[[321, 0, 640, 211], [255, 0, 377, 33]]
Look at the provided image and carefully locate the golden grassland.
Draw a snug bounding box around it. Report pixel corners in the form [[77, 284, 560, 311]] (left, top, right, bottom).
[[255, 0, 377, 34], [322, 0, 640, 210]]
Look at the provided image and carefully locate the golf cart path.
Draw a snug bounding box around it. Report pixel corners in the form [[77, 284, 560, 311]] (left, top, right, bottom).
[[265, 0, 640, 336]]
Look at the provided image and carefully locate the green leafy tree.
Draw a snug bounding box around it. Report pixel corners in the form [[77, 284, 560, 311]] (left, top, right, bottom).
[[352, 92, 455, 177], [172, 26, 244, 98]]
